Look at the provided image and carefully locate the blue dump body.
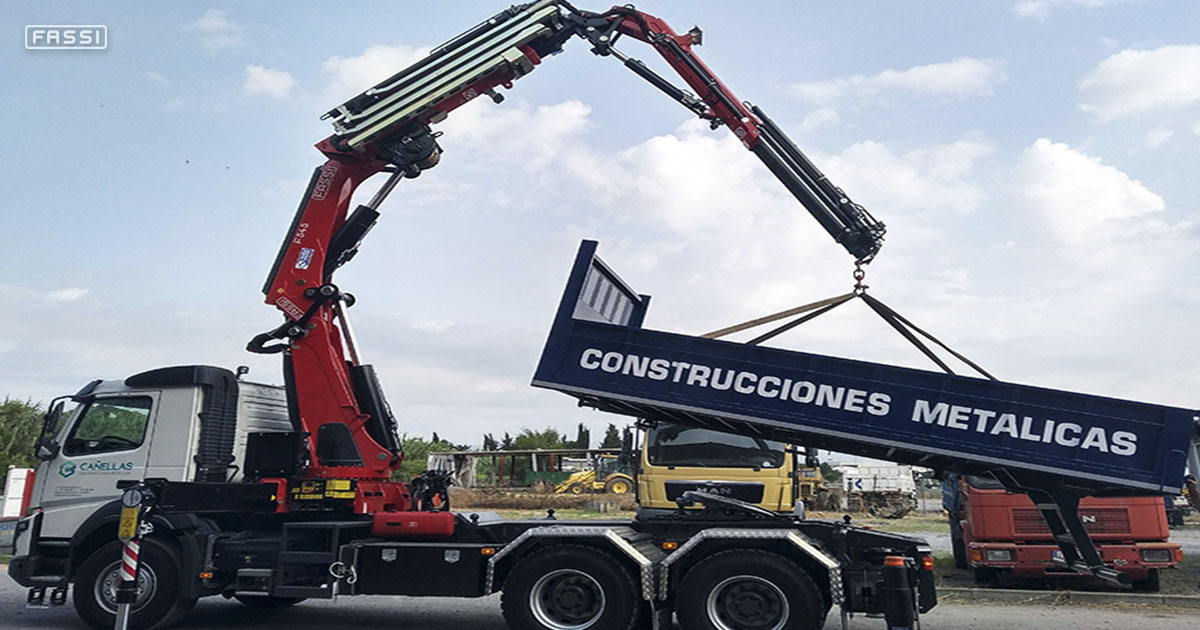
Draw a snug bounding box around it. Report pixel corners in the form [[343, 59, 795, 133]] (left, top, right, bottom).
[[534, 241, 1197, 496]]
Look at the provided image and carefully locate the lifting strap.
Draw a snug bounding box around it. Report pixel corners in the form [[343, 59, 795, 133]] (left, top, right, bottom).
[[703, 278, 995, 381]]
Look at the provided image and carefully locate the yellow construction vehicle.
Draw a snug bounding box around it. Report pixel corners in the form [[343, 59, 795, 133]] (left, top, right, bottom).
[[555, 454, 634, 495]]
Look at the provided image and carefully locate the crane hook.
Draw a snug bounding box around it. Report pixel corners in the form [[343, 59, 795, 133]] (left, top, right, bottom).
[[853, 262, 868, 294]]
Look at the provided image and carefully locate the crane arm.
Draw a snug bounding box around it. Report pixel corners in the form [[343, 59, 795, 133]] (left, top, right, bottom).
[[559, 4, 885, 262], [250, 1, 887, 483]]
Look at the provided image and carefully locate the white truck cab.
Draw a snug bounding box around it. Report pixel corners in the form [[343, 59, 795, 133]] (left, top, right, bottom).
[[10, 366, 288, 595]]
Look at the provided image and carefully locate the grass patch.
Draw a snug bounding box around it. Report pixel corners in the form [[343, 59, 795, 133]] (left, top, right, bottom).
[[489, 509, 633, 521], [807, 511, 950, 534], [450, 487, 637, 512]]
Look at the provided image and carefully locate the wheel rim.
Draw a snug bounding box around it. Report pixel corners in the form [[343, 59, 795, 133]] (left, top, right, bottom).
[[529, 568, 606, 630], [94, 560, 158, 615], [706, 575, 789, 630], [610, 481, 629, 494]]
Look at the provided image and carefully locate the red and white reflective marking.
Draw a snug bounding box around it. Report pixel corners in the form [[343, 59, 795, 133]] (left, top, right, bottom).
[[121, 539, 140, 582]]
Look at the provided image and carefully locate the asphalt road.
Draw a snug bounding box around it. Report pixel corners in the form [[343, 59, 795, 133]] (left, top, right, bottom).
[[1, 579, 1195, 630]]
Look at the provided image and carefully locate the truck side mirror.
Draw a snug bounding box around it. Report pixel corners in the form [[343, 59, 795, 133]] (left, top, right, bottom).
[[804, 447, 820, 469], [35, 442, 59, 461], [34, 399, 65, 461]]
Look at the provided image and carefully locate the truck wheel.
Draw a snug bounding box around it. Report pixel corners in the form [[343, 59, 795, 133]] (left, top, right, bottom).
[[501, 544, 641, 630], [566, 482, 587, 495], [1132, 569, 1161, 593], [972, 567, 998, 587], [951, 537, 967, 570], [234, 594, 307, 608], [948, 519, 967, 570], [676, 549, 824, 630], [73, 538, 196, 630], [604, 477, 632, 495]]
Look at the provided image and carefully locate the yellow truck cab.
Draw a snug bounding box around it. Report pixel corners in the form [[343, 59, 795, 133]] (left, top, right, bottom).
[[636, 423, 822, 512]]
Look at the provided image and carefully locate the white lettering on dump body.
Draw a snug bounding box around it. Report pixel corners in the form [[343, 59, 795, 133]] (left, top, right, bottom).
[[575, 348, 1141, 459], [910, 397, 1138, 457], [576, 347, 896, 419]]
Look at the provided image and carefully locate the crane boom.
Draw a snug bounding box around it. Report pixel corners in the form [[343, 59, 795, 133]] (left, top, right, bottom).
[[250, 1, 889, 486]]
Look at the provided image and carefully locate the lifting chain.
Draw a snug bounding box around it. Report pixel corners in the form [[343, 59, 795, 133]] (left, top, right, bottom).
[[852, 261, 868, 294]]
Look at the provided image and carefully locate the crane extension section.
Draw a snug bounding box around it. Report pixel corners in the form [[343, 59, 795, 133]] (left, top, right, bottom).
[[533, 240, 1200, 586]]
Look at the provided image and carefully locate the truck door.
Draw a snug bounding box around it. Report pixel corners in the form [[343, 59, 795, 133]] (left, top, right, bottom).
[[34, 393, 157, 539]]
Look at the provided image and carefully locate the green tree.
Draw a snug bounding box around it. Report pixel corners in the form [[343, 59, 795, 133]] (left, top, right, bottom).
[[481, 433, 498, 451], [394, 434, 465, 482], [510, 427, 568, 451], [572, 423, 590, 450], [0, 399, 42, 473], [600, 423, 622, 449]]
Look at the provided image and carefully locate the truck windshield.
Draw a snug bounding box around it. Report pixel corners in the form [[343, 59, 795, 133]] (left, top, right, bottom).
[[647, 424, 784, 468]]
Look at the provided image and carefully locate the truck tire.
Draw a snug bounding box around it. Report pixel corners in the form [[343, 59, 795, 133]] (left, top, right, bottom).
[[501, 544, 641, 630], [234, 594, 307, 608], [951, 536, 967, 570], [948, 516, 967, 570], [1132, 569, 1161, 593], [73, 538, 196, 630], [604, 476, 632, 495], [676, 549, 824, 630], [566, 482, 587, 495], [972, 567, 998, 587]]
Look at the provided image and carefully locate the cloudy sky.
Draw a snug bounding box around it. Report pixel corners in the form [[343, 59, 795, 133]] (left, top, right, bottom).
[[3, 1, 1197, 451]]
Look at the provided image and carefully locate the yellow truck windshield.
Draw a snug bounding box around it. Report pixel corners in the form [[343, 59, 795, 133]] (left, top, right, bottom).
[[647, 425, 785, 469]]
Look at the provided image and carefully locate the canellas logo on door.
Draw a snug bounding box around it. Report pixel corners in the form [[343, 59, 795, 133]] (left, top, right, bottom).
[[57, 460, 134, 478]]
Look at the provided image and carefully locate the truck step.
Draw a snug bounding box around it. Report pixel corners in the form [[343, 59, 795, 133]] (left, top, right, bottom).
[[25, 586, 67, 608]]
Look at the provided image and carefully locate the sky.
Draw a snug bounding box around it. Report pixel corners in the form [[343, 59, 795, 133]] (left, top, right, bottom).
[[2, 1, 1198, 454]]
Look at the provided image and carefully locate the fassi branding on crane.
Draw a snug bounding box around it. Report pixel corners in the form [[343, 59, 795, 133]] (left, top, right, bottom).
[[577, 348, 1139, 457]]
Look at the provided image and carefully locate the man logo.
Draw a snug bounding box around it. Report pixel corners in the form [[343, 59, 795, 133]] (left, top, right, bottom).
[[59, 461, 76, 478]]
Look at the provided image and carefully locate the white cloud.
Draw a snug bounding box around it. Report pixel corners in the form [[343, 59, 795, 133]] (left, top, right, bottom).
[[146, 72, 169, 86], [823, 139, 994, 217], [797, 107, 840, 131], [1143, 126, 1173, 149], [321, 44, 431, 103], [791, 58, 1007, 105], [243, 65, 295, 99], [186, 9, 246, 52], [1015, 138, 1165, 253], [1078, 45, 1200, 121], [44, 288, 89, 302], [1193, 121, 1200, 136], [1014, 0, 1142, 20]]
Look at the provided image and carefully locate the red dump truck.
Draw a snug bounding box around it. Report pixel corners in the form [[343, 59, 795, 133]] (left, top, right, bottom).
[[945, 474, 1182, 591]]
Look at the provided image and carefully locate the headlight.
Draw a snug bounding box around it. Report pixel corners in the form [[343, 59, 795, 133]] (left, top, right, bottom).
[[985, 549, 1013, 562], [1141, 549, 1172, 563]]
